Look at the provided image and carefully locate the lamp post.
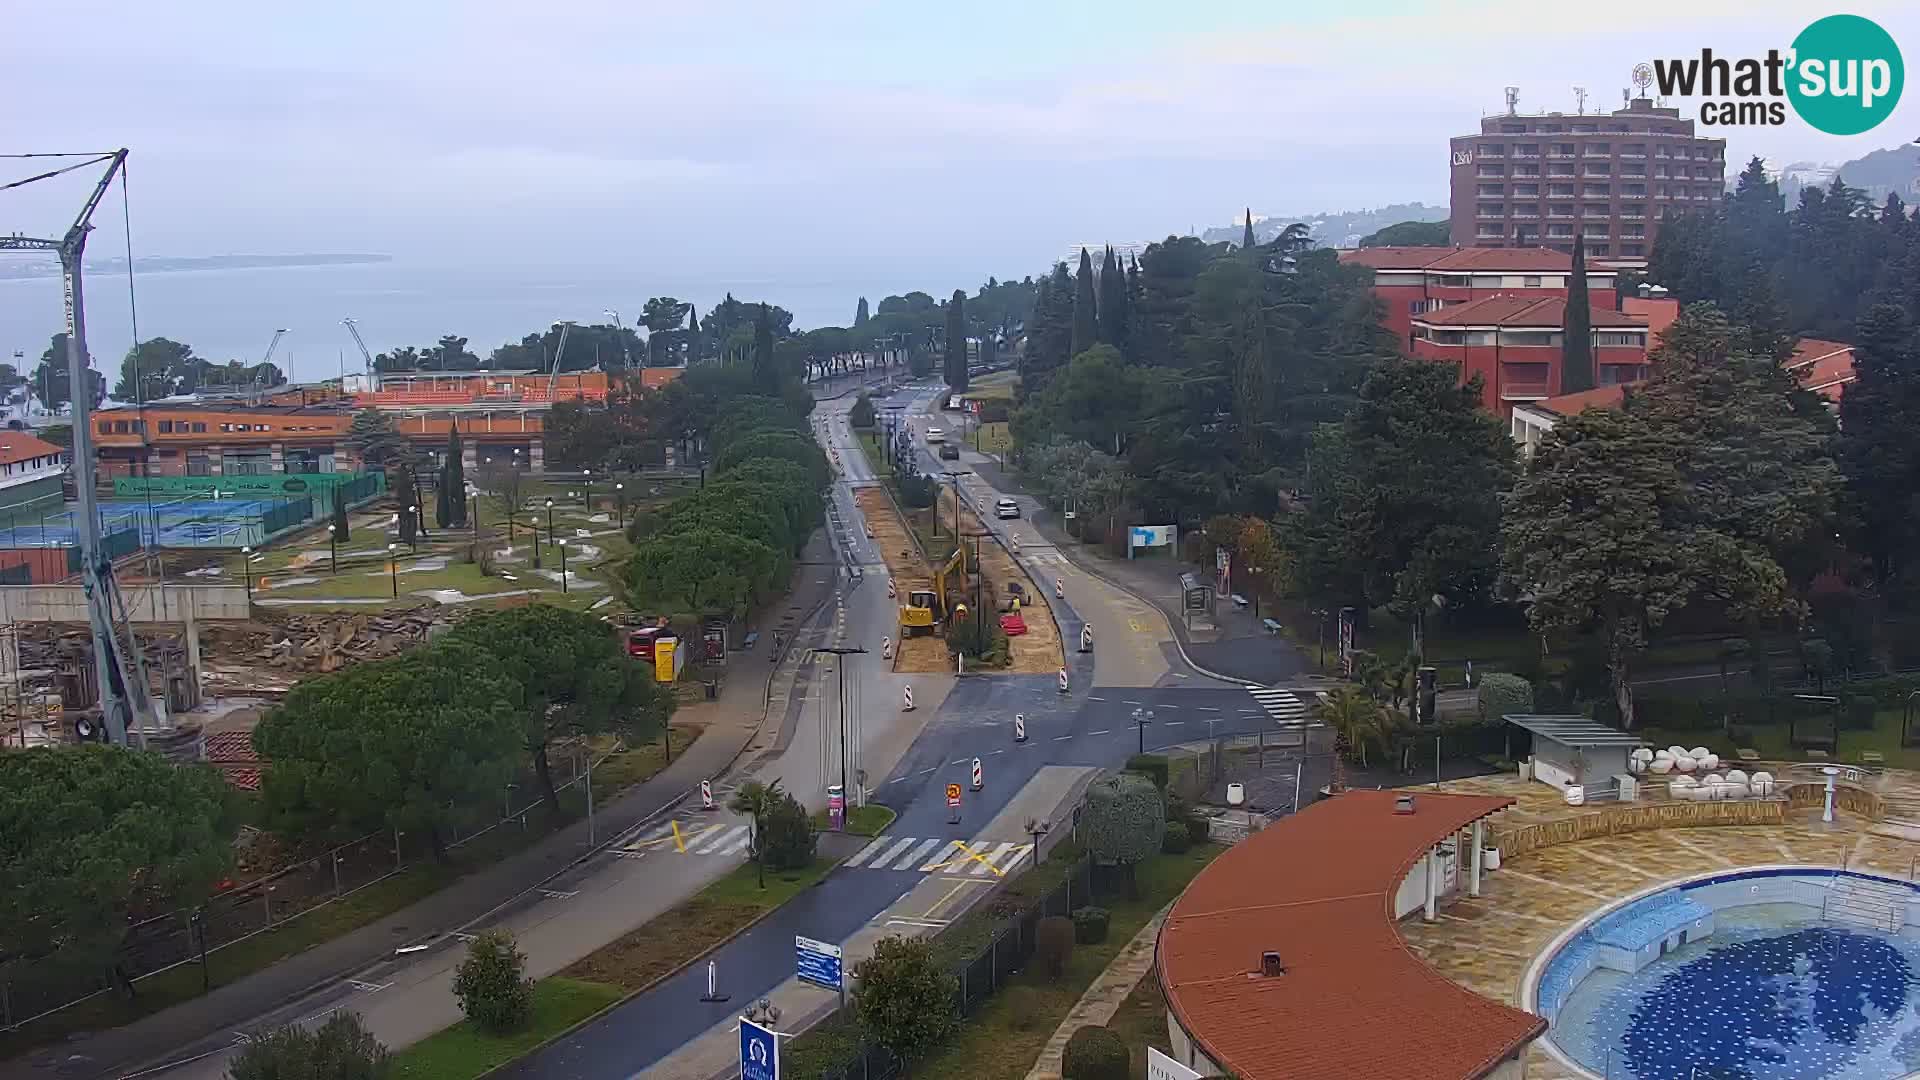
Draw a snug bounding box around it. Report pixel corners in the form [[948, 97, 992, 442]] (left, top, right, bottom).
[[557, 538, 569, 593], [581, 469, 591, 509], [545, 498, 555, 543], [387, 542, 398, 597], [327, 523, 338, 573], [240, 547, 253, 603], [1132, 707, 1155, 755], [466, 482, 478, 535], [407, 504, 419, 553], [615, 481, 626, 529], [1247, 565, 1261, 620]]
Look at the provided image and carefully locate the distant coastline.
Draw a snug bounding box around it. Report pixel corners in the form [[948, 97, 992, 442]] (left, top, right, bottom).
[[0, 253, 393, 281]]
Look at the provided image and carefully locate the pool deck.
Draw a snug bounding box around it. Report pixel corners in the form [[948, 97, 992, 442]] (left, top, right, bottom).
[[1399, 774, 1920, 1079]]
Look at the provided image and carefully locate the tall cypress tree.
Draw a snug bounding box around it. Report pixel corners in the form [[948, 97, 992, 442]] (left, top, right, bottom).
[[444, 424, 467, 527], [684, 305, 699, 364], [331, 485, 351, 543], [945, 290, 969, 391], [1098, 246, 1127, 349], [1560, 233, 1595, 394], [855, 297, 870, 328], [1241, 208, 1256, 251], [751, 304, 777, 391], [1071, 249, 1098, 359]]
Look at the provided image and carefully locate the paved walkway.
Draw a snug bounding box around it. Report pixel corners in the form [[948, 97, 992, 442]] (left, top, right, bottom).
[[1023, 902, 1175, 1080], [11, 559, 841, 1080]]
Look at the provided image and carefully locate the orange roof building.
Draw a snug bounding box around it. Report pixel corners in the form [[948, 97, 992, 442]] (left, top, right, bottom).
[[1784, 337, 1856, 402], [1158, 789, 1540, 1079]]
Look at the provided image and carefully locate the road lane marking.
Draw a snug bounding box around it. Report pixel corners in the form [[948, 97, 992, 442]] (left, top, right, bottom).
[[847, 835, 895, 867], [1053, 734, 1073, 741], [1087, 729, 1109, 735], [870, 836, 919, 868], [892, 838, 943, 870]]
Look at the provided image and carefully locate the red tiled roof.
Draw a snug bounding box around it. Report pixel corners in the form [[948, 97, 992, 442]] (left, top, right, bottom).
[[0, 433, 65, 467], [1625, 297, 1680, 337], [1785, 338, 1855, 401], [1416, 295, 1646, 329], [1338, 246, 1583, 273], [218, 765, 263, 792], [203, 731, 260, 764], [1158, 789, 1541, 1080], [1536, 384, 1633, 416]]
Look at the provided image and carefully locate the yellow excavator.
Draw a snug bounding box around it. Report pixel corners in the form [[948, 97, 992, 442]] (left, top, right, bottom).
[[900, 546, 967, 636]]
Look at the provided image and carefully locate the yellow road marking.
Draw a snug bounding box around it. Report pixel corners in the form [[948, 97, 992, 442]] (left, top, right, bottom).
[[1128, 619, 1147, 633], [921, 878, 987, 920], [922, 839, 1011, 878]]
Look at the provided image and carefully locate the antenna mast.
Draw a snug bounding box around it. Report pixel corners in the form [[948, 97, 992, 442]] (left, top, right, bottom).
[[1573, 86, 1588, 115], [1504, 86, 1520, 115]]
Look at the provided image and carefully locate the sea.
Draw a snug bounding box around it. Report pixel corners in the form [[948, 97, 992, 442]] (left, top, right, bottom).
[[0, 256, 1002, 383]]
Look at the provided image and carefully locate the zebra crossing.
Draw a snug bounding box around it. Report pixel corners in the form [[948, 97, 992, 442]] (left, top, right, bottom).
[[843, 833, 1035, 878], [1249, 687, 1311, 726], [616, 815, 754, 858]]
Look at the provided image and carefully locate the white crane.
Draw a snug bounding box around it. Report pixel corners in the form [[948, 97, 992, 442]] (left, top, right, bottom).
[[341, 317, 377, 390], [546, 320, 575, 397], [251, 328, 289, 399], [604, 309, 633, 369]]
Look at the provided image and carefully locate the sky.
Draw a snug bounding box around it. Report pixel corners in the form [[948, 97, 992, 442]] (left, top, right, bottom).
[[5, 0, 1919, 284]]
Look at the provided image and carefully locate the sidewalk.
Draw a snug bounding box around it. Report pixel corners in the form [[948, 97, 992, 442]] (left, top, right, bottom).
[[12, 552, 842, 1080], [967, 458, 1305, 687]]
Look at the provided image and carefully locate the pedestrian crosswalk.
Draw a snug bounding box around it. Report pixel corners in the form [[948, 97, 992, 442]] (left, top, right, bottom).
[[1249, 687, 1311, 726], [843, 833, 1035, 878], [616, 817, 754, 858]]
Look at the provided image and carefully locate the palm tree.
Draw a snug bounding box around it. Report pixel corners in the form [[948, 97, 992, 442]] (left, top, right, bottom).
[[1319, 687, 1391, 780], [728, 779, 783, 889]]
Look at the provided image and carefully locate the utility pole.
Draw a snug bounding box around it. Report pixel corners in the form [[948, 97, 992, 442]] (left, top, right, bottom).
[[812, 646, 869, 820]]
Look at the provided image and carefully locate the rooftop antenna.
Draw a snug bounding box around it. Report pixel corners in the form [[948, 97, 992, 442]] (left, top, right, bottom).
[[1633, 63, 1655, 101], [1573, 86, 1588, 115], [1504, 86, 1520, 115], [0, 148, 159, 745]]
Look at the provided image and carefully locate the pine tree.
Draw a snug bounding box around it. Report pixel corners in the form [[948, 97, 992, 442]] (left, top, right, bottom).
[[944, 290, 968, 392], [1241, 208, 1256, 252], [751, 304, 777, 391], [683, 305, 699, 364], [855, 297, 870, 328], [1071, 249, 1098, 359], [1098, 246, 1127, 349], [1837, 303, 1920, 587], [1560, 233, 1595, 393]]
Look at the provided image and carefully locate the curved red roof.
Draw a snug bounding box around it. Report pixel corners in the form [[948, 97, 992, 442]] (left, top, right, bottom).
[[1158, 789, 1543, 1079]]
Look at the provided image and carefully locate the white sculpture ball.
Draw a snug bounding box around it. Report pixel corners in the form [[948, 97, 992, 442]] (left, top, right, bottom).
[[1668, 774, 1695, 794], [1702, 753, 1721, 771], [1751, 772, 1775, 796], [1668, 746, 1687, 758], [1632, 748, 1655, 764], [1676, 755, 1698, 773], [1689, 747, 1711, 761], [1649, 757, 1674, 775], [1703, 773, 1724, 787], [1727, 769, 1749, 786]]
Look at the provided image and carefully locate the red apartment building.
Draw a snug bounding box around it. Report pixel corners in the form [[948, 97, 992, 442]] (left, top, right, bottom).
[[1408, 295, 1651, 413], [1339, 246, 1617, 344], [1448, 96, 1726, 259]]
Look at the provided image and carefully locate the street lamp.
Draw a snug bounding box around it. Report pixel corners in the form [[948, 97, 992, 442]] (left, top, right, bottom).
[[465, 482, 478, 535], [615, 481, 626, 529], [557, 538, 569, 593], [326, 523, 338, 574], [386, 542, 399, 597], [1247, 565, 1261, 620], [1132, 707, 1155, 755], [581, 469, 591, 509], [1312, 608, 1329, 672], [240, 546, 253, 603], [407, 504, 419, 553]]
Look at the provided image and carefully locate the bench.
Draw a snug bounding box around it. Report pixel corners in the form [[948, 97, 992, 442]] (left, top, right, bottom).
[[1262, 618, 1283, 636], [741, 631, 760, 651], [1229, 594, 1250, 609]]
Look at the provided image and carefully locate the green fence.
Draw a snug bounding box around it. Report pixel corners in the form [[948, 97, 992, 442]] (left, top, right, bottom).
[[113, 472, 386, 500], [63, 526, 143, 571]]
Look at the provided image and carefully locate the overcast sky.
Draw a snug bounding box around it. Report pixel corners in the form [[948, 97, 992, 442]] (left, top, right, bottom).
[[5, 0, 1918, 278]]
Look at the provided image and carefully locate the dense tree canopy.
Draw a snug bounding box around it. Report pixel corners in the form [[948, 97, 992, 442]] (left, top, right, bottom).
[[0, 746, 236, 972], [1358, 219, 1451, 247]]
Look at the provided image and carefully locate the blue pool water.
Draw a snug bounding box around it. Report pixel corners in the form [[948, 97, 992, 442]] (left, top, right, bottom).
[[1546, 901, 1920, 1080]]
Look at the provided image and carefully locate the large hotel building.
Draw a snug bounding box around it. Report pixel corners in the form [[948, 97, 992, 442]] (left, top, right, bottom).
[[1448, 96, 1726, 260]]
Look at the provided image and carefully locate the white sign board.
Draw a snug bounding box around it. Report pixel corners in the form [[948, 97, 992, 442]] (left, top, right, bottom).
[[1129, 524, 1175, 549], [1148, 1046, 1202, 1080]]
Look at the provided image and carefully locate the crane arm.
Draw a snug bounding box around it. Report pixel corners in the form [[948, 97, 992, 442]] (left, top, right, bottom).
[[342, 319, 376, 378]]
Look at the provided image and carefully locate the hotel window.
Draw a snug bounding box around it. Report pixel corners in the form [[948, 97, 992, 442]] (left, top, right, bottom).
[[1523, 276, 1543, 287], [1594, 331, 1646, 347], [192, 422, 207, 433], [98, 421, 111, 434], [113, 420, 129, 434], [159, 420, 174, 433]]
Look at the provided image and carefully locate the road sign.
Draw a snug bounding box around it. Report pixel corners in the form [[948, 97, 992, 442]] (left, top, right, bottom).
[[1148, 1046, 1201, 1080], [740, 1016, 779, 1080], [795, 934, 843, 991], [970, 758, 983, 791], [946, 783, 962, 806]]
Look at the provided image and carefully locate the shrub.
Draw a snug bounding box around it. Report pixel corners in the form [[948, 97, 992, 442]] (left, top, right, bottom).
[[1125, 753, 1169, 790], [759, 791, 817, 870], [1726, 724, 1758, 748], [849, 393, 876, 429], [1034, 916, 1075, 980], [452, 930, 533, 1034], [1070, 906, 1110, 945], [228, 1012, 390, 1080], [1184, 813, 1211, 845], [1476, 673, 1534, 723], [852, 935, 959, 1064], [1061, 1026, 1130, 1080], [1841, 695, 1878, 731], [1161, 822, 1191, 854]]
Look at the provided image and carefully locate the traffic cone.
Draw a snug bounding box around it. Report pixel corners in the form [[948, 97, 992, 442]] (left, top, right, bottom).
[[903, 686, 916, 711]]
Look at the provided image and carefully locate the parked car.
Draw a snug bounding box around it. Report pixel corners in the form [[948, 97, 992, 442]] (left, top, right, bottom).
[[938, 442, 960, 460], [995, 497, 1021, 519]]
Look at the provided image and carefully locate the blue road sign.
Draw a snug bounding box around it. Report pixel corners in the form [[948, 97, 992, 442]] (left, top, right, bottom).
[[740, 1016, 779, 1080], [795, 934, 843, 991]]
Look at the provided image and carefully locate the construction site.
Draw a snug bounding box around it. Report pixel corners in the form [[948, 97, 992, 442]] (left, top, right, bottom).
[[853, 484, 1063, 677]]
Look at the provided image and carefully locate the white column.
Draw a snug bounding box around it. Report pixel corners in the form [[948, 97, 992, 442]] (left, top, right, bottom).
[[1470, 820, 1485, 897], [1423, 848, 1438, 921]]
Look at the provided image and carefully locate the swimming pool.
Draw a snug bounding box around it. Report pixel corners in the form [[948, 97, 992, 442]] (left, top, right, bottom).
[[1527, 867, 1920, 1080]]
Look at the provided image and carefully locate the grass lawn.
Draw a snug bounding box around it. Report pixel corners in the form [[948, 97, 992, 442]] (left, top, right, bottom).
[[856, 430, 894, 479], [1104, 964, 1174, 1078], [974, 422, 1012, 454], [390, 977, 623, 1080], [556, 855, 840, 993], [1640, 708, 1909, 768], [812, 803, 897, 837], [908, 844, 1221, 1079]]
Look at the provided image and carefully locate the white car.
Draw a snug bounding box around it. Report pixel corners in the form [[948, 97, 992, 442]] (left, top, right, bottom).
[[995, 497, 1021, 519], [925, 427, 945, 444]]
